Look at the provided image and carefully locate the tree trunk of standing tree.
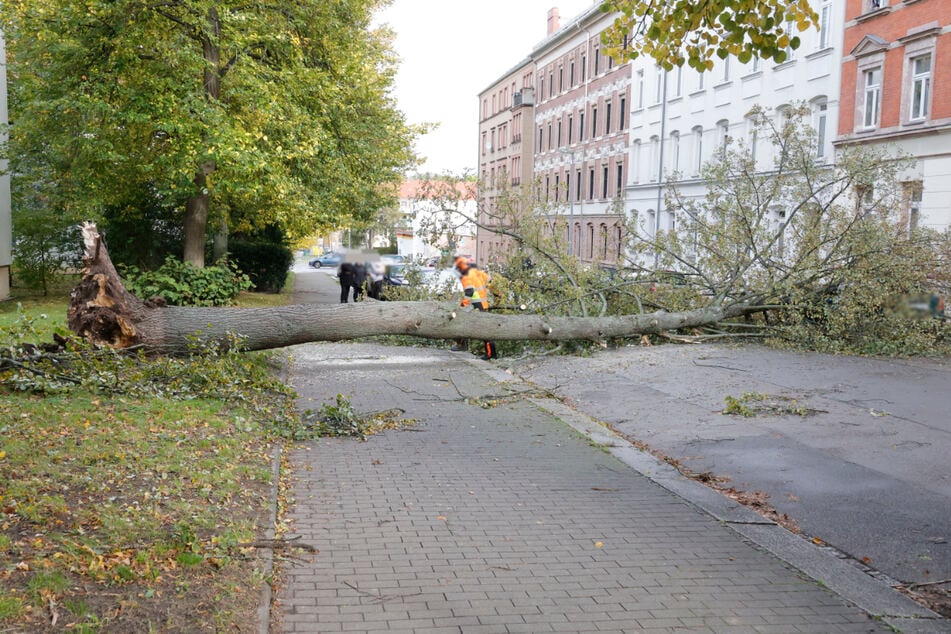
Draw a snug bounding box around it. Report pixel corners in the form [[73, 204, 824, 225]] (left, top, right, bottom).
[[67, 223, 749, 356], [182, 7, 223, 269]]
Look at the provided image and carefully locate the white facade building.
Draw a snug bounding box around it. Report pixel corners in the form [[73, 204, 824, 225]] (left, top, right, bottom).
[[625, 0, 845, 241]]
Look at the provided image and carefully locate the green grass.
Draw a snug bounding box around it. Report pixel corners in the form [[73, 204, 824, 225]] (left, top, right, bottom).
[[0, 274, 300, 631]]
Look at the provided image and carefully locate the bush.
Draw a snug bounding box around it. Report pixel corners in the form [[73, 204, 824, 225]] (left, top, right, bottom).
[[228, 238, 293, 293], [119, 256, 252, 307]]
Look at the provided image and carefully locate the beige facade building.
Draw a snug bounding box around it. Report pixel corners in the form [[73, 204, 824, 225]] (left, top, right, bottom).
[[532, 6, 631, 266], [476, 59, 537, 266], [476, 4, 630, 269]]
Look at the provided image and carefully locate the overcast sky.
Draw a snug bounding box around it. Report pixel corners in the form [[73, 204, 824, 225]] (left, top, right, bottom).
[[375, 1, 597, 176]]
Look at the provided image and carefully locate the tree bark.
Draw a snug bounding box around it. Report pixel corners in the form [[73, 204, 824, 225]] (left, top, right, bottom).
[[182, 8, 223, 268], [68, 223, 745, 355]]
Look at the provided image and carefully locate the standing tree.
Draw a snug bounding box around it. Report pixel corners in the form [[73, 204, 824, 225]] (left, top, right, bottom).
[[600, 0, 819, 70], [1, 0, 419, 267]]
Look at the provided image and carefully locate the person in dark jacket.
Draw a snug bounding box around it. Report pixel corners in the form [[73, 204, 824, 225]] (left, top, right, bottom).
[[338, 262, 367, 303]]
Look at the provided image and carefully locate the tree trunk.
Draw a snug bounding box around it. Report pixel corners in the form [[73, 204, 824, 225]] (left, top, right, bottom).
[[183, 183, 209, 268], [182, 8, 223, 269], [68, 223, 745, 355]]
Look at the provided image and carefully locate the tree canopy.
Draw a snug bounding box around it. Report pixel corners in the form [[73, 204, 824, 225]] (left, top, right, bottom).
[[1, 0, 421, 266], [600, 0, 819, 71]]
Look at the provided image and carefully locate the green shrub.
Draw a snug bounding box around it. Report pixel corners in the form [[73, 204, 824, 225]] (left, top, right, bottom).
[[119, 256, 252, 307], [228, 238, 293, 293]]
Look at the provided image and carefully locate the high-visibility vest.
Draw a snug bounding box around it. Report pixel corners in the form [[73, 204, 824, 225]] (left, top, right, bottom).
[[461, 268, 490, 309]]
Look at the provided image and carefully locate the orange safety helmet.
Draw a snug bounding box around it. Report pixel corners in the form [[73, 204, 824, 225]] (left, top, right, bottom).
[[454, 256, 474, 272]]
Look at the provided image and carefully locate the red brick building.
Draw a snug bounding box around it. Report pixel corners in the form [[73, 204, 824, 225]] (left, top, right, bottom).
[[837, 0, 951, 231]]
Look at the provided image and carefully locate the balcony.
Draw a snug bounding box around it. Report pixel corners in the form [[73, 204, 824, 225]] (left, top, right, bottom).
[[513, 88, 536, 108]]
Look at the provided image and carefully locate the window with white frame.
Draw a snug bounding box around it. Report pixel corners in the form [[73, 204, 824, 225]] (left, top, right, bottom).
[[746, 117, 758, 164], [655, 65, 664, 104], [721, 56, 730, 83], [692, 126, 703, 176], [670, 131, 680, 174], [784, 20, 797, 61], [863, 67, 882, 128], [632, 139, 641, 183], [673, 66, 683, 98], [909, 54, 932, 121], [818, 1, 833, 50], [636, 69, 645, 109], [649, 135, 659, 181], [716, 120, 730, 154], [813, 98, 828, 159]]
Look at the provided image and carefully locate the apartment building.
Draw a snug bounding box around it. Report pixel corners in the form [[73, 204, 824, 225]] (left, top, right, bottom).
[[476, 59, 537, 265], [532, 6, 631, 265], [626, 0, 844, 239], [836, 0, 951, 232]]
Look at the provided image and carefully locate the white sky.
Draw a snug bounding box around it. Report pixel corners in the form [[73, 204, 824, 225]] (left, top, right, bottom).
[[375, 0, 597, 176]]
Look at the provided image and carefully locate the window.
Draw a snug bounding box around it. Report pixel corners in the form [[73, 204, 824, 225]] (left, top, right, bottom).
[[576, 169, 582, 201], [903, 183, 922, 235], [554, 174, 560, 202], [581, 54, 587, 81], [538, 127, 544, 152], [606, 102, 612, 134], [616, 164, 623, 193], [670, 131, 680, 173], [619, 97, 626, 129], [587, 224, 594, 258], [692, 126, 703, 176], [602, 166, 609, 198], [674, 66, 683, 98], [696, 69, 705, 91], [600, 224, 608, 259], [579, 112, 585, 141], [594, 47, 600, 74], [632, 140, 641, 183], [589, 167, 595, 198], [649, 136, 659, 182], [570, 61, 575, 86], [557, 120, 562, 147], [559, 67, 563, 93], [818, 1, 832, 50], [863, 67, 882, 128], [568, 115, 574, 144], [547, 123, 553, 150], [784, 20, 797, 61], [716, 120, 730, 154], [636, 69, 645, 109], [655, 66, 664, 104], [549, 72, 554, 98], [813, 99, 828, 158], [910, 54, 932, 121], [592, 107, 598, 137], [865, 0, 886, 11], [721, 56, 731, 82]]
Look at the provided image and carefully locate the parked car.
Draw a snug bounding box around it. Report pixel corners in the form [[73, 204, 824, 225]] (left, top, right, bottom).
[[308, 252, 343, 268], [380, 253, 404, 265]]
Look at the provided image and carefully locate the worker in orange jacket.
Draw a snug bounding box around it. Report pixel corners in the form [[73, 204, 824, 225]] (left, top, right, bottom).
[[451, 256, 497, 360]]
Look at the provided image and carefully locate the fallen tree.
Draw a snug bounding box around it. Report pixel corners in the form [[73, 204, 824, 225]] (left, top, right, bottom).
[[68, 223, 750, 355]]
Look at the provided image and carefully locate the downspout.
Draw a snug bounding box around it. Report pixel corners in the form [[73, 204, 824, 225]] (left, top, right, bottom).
[[653, 68, 668, 267]]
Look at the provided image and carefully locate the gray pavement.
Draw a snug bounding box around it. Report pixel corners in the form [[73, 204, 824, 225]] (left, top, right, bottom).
[[272, 267, 949, 633]]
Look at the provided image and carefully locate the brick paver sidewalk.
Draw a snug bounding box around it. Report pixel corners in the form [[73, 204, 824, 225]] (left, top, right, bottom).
[[275, 343, 887, 633]]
